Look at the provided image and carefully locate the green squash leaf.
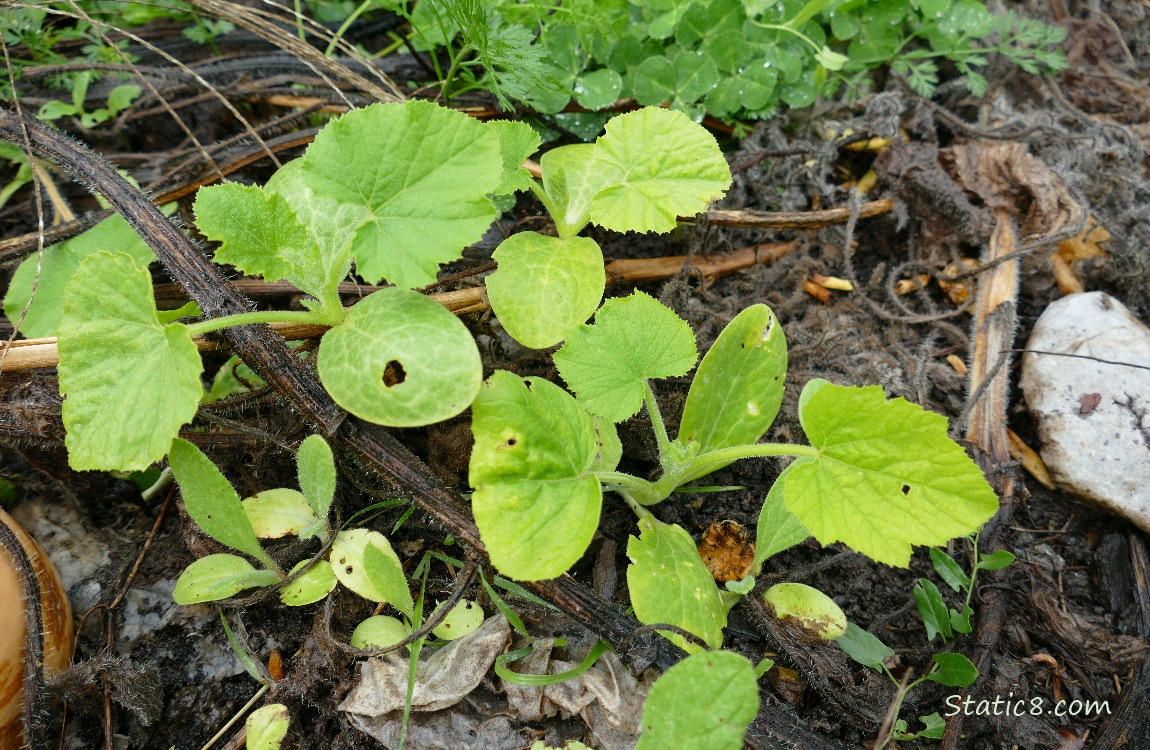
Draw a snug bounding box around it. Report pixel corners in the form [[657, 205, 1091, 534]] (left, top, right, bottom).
[[173, 554, 280, 604], [627, 516, 726, 651], [169, 438, 278, 571], [554, 291, 697, 422], [242, 489, 320, 539], [925, 653, 979, 687], [470, 372, 602, 581], [635, 650, 758, 750], [297, 434, 336, 522], [754, 466, 809, 568], [678, 303, 786, 455], [58, 252, 202, 472], [330, 528, 403, 604], [299, 101, 501, 287], [486, 232, 605, 349], [589, 107, 731, 233], [195, 182, 344, 318], [317, 287, 482, 426], [364, 541, 415, 619], [538, 144, 608, 237], [488, 119, 542, 195], [280, 559, 338, 606], [4, 214, 154, 338], [784, 380, 999, 567], [246, 704, 290, 750]]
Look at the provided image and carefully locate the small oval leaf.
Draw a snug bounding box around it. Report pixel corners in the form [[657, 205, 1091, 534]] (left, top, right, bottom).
[[296, 434, 336, 521], [173, 554, 280, 604], [246, 704, 290, 750], [280, 559, 337, 606], [330, 529, 402, 603], [243, 489, 320, 539]]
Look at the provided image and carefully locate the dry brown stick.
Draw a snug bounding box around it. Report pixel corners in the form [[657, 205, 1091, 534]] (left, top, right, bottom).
[[0, 244, 796, 371], [940, 209, 1022, 750], [707, 198, 893, 229]]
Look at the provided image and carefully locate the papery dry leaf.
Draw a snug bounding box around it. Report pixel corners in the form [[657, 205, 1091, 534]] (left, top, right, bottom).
[[951, 142, 1084, 240]]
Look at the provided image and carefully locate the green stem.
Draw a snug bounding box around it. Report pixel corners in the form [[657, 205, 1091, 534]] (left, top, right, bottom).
[[875, 673, 930, 749], [594, 471, 657, 496], [293, 0, 306, 42], [617, 489, 652, 521], [643, 382, 673, 458], [748, 20, 825, 56], [184, 309, 330, 338]]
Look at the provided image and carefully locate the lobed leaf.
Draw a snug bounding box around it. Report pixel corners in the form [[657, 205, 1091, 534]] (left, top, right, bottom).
[[589, 107, 731, 233], [195, 181, 346, 318], [554, 291, 697, 422], [470, 372, 602, 581], [677, 303, 786, 455], [488, 120, 542, 195], [486, 232, 605, 349], [783, 380, 998, 567], [172, 554, 280, 604], [299, 101, 501, 287], [4, 214, 154, 338], [58, 252, 202, 472], [627, 516, 726, 651], [317, 287, 482, 426], [635, 650, 758, 750]]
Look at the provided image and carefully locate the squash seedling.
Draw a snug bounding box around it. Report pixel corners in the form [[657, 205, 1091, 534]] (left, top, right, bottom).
[[168, 435, 413, 621], [469, 292, 999, 652]]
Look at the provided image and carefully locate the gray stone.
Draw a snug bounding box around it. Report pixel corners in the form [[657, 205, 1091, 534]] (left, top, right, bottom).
[[1020, 292, 1150, 530]]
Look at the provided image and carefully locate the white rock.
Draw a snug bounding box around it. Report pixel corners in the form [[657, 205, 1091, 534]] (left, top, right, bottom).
[[1020, 292, 1150, 530]]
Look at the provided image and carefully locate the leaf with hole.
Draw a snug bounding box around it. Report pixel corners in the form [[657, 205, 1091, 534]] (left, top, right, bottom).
[[317, 287, 482, 426], [330, 528, 403, 604], [783, 380, 998, 567], [469, 372, 602, 581], [58, 252, 202, 472], [554, 291, 697, 422]]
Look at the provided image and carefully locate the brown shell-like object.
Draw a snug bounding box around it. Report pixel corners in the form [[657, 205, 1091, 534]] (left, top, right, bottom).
[[0, 507, 74, 748], [697, 519, 755, 582]]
